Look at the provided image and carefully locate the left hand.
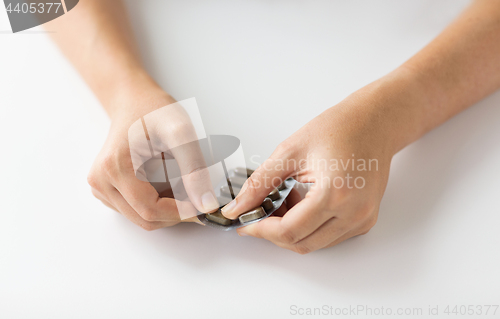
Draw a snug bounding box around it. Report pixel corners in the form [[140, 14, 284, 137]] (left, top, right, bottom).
[[221, 74, 410, 253]]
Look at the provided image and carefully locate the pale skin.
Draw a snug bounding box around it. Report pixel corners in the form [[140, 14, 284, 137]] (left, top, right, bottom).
[[46, 0, 500, 253]]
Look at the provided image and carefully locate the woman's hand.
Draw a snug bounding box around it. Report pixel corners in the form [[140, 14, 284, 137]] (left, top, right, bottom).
[[220, 0, 500, 253], [87, 81, 218, 230], [45, 0, 220, 229], [221, 71, 420, 253]]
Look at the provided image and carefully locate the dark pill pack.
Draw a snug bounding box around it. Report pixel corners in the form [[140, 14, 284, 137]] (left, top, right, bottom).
[[197, 168, 296, 231]]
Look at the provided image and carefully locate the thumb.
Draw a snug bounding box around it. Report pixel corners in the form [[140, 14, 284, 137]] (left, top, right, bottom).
[[221, 150, 294, 219]]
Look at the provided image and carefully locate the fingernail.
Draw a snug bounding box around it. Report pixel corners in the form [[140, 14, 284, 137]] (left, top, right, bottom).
[[201, 192, 219, 213], [192, 217, 206, 226], [237, 229, 248, 237], [221, 198, 237, 217], [185, 216, 206, 226]]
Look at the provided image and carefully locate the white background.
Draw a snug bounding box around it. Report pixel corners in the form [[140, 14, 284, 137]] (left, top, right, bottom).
[[1, 1, 499, 318]]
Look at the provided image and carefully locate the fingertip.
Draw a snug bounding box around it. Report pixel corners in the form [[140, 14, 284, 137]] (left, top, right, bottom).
[[237, 223, 258, 237], [220, 199, 238, 218], [201, 191, 219, 213], [236, 228, 249, 236], [185, 216, 206, 226]]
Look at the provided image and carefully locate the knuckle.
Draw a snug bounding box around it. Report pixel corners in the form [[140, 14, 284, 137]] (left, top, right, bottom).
[[277, 226, 298, 245], [100, 155, 118, 176], [273, 140, 295, 160], [335, 222, 350, 234], [366, 215, 378, 229], [350, 201, 377, 224], [362, 202, 378, 220], [292, 243, 312, 255], [184, 160, 209, 176], [324, 187, 350, 210], [244, 175, 259, 193], [140, 222, 158, 232], [115, 152, 133, 174], [90, 187, 101, 199], [87, 172, 100, 189], [349, 212, 367, 225], [332, 183, 352, 200], [138, 207, 159, 222], [94, 151, 129, 181], [359, 229, 370, 235], [359, 216, 378, 236], [170, 121, 194, 139]]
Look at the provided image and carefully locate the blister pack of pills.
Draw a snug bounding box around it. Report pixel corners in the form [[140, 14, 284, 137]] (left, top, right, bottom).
[[197, 168, 296, 231]]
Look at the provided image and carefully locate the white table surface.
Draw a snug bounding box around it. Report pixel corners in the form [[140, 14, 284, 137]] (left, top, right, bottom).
[[1, 1, 499, 318]]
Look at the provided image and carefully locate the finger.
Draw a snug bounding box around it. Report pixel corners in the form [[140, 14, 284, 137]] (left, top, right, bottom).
[[239, 184, 335, 242], [237, 216, 282, 239], [221, 149, 295, 219], [235, 187, 330, 242], [184, 216, 206, 226], [91, 187, 119, 212], [106, 186, 178, 230], [99, 198, 119, 212], [112, 172, 182, 222], [142, 102, 219, 216], [283, 217, 351, 254], [239, 215, 352, 254], [323, 219, 375, 249], [272, 202, 289, 218], [285, 187, 302, 210], [273, 188, 302, 217], [324, 231, 358, 249]]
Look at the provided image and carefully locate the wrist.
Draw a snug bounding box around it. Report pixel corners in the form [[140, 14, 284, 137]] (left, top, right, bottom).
[[341, 66, 433, 158], [103, 69, 175, 124]]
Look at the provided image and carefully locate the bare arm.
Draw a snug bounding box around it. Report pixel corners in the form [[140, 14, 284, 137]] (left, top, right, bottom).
[[46, 0, 217, 229], [221, 0, 500, 253], [390, 0, 500, 152], [45, 0, 169, 117]]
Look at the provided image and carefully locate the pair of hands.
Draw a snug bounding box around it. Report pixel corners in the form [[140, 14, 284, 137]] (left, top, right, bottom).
[[88, 74, 403, 254]]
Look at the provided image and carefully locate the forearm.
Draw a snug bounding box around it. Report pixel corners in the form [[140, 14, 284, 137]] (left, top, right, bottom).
[[45, 0, 167, 119], [404, 0, 500, 141], [348, 0, 500, 156]]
